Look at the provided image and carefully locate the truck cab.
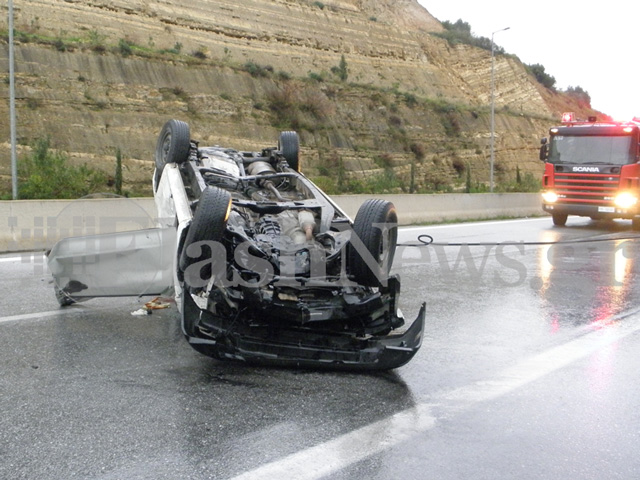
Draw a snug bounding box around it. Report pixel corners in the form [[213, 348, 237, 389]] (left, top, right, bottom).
[[540, 113, 640, 228]]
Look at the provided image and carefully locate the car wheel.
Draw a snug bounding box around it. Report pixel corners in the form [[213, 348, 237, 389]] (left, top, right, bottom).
[[179, 186, 232, 279], [154, 119, 191, 190], [279, 131, 300, 172], [348, 199, 398, 287], [552, 212, 568, 226]]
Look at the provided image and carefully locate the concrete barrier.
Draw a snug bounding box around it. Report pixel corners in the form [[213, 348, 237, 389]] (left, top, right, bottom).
[[0, 193, 543, 253], [0, 197, 158, 253], [335, 193, 542, 224]]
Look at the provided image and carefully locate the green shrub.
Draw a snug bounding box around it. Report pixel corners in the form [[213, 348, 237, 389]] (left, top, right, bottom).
[[114, 148, 123, 195], [409, 143, 425, 161], [244, 61, 272, 78], [436, 19, 503, 54], [330, 55, 348, 82], [564, 85, 591, 107], [309, 176, 337, 194], [26, 98, 42, 109], [499, 171, 541, 193], [266, 82, 333, 131], [307, 71, 327, 82], [54, 38, 67, 52], [18, 137, 107, 199], [525, 63, 556, 90], [87, 29, 106, 53], [401, 92, 418, 108], [375, 153, 394, 169], [360, 170, 401, 193], [118, 38, 132, 56], [441, 112, 461, 137]]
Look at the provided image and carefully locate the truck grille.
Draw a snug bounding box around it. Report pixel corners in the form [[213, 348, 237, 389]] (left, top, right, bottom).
[[554, 172, 619, 204]]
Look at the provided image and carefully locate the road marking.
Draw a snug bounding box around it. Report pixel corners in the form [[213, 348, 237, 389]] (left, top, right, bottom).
[[230, 310, 640, 480], [230, 403, 436, 480], [440, 309, 640, 406], [0, 310, 67, 325], [0, 253, 46, 263], [0, 256, 26, 263]]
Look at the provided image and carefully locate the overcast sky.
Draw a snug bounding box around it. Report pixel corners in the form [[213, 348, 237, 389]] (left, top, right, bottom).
[[417, 1, 640, 121]]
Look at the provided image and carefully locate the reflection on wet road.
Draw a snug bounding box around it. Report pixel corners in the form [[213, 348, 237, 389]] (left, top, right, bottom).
[[2, 216, 640, 479]]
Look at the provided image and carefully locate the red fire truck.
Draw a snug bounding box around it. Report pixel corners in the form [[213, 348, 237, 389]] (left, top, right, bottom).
[[539, 113, 640, 229]]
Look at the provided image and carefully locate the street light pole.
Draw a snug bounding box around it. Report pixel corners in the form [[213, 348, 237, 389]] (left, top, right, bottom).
[[490, 26, 510, 193], [8, 0, 18, 199]]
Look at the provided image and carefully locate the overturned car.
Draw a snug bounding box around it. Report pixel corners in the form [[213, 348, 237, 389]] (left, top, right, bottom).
[[48, 120, 425, 370]]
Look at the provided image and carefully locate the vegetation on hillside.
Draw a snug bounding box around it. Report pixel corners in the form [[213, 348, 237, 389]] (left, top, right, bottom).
[[564, 85, 592, 107], [525, 63, 556, 90], [0, 22, 552, 199], [15, 138, 108, 199], [434, 18, 590, 104], [435, 20, 505, 54]]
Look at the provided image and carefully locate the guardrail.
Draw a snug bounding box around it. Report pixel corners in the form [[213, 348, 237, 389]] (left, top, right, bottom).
[[0, 193, 542, 253]]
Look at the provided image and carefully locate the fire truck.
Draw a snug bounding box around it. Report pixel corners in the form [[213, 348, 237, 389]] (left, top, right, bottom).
[[539, 113, 640, 229]]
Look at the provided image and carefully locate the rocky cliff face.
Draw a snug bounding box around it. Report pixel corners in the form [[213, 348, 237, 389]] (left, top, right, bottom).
[[0, 0, 601, 196]]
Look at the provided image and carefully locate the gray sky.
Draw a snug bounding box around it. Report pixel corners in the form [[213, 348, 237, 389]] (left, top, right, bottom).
[[418, 1, 640, 121]]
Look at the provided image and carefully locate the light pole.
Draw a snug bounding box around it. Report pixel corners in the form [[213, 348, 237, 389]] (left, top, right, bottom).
[[8, 0, 18, 199], [490, 26, 509, 192]]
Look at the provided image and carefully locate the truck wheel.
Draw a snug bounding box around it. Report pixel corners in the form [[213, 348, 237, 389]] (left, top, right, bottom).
[[348, 199, 398, 287], [552, 213, 568, 226], [279, 131, 300, 172], [154, 119, 191, 189], [179, 186, 232, 280]]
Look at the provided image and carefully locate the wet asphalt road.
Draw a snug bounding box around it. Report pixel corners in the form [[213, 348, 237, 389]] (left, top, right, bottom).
[[2, 216, 640, 479]]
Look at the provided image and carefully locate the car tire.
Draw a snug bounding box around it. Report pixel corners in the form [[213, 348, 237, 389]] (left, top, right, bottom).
[[279, 131, 300, 172], [154, 119, 191, 190], [552, 212, 568, 226], [348, 199, 398, 287], [179, 186, 232, 279]]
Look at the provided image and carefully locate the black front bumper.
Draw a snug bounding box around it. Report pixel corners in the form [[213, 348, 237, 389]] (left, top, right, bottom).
[[543, 203, 639, 219], [181, 288, 426, 370]]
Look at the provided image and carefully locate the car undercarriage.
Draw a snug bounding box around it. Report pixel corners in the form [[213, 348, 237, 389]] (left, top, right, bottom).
[[48, 120, 425, 370]]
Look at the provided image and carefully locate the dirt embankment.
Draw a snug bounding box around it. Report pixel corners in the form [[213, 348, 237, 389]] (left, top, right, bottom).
[[0, 0, 601, 195]]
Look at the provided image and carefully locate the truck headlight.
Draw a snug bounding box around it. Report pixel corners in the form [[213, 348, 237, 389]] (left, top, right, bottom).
[[542, 191, 558, 203], [614, 192, 638, 209]]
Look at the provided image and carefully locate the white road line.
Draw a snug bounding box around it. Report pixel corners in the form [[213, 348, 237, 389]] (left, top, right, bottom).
[[440, 309, 640, 406], [0, 253, 46, 263], [230, 311, 640, 480], [0, 256, 27, 263], [0, 310, 66, 325], [231, 403, 436, 480]]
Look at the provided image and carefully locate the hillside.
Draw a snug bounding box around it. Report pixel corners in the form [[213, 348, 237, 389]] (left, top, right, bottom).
[[0, 0, 602, 196]]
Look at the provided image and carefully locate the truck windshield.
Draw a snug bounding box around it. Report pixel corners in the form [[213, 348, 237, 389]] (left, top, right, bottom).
[[549, 135, 633, 165]]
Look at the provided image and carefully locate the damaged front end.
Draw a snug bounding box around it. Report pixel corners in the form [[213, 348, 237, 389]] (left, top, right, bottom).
[[181, 271, 426, 370]]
